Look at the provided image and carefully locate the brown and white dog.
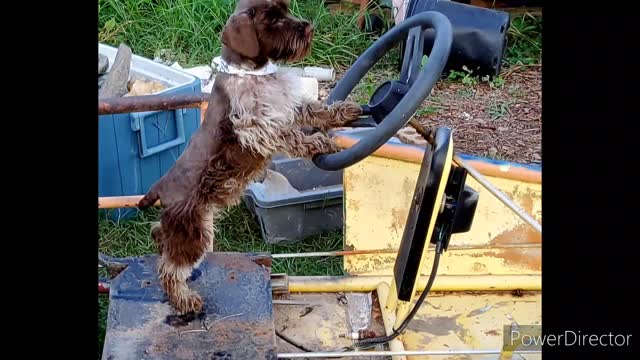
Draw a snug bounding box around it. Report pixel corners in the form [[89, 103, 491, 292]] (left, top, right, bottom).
[[138, 0, 362, 314]]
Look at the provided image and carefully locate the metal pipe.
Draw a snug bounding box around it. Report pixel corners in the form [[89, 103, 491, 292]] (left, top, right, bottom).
[[277, 349, 541, 358], [98, 93, 210, 115], [272, 300, 316, 306], [453, 154, 542, 234], [288, 274, 541, 293], [98, 275, 540, 294], [98, 272, 288, 295], [272, 243, 540, 259]]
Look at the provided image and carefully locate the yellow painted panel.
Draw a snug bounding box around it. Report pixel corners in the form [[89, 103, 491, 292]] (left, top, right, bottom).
[[343, 155, 541, 276], [402, 292, 542, 360]]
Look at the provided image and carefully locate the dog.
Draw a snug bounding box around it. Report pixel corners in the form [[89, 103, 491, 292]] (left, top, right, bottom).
[[138, 0, 362, 314]]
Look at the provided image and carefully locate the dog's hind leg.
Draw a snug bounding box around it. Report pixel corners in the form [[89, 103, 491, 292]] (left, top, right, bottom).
[[150, 222, 164, 255], [158, 254, 204, 314], [156, 204, 213, 314], [202, 206, 218, 252], [294, 100, 362, 131]]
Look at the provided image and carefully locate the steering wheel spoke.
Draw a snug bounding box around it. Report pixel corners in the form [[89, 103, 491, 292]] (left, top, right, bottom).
[[400, 26, 426, 87], [314, 12, 453, 171]]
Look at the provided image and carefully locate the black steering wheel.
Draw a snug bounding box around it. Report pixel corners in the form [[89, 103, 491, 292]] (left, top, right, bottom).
[[312, 11, 454, 171]]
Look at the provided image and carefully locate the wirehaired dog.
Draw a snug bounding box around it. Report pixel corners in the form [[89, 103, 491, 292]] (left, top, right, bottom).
[[138, 0, 362, 314]]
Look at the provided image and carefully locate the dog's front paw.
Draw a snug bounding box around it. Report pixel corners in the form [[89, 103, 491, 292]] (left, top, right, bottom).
[[311, 133, 340, 154], [324, 138, 341, 154], [334, 101, 363, 124]]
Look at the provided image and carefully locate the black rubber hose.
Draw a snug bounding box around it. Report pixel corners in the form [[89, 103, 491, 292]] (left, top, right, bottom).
[[313, 11, 453, 171]]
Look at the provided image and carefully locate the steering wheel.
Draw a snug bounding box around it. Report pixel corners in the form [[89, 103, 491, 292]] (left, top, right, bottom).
[[312, 12, 454, 171]]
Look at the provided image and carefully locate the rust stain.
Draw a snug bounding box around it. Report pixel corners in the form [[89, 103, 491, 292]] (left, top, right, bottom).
[[482, 190, 542, 273], [472, 262, 487, 272], [346, 169, 362, 182], [250, 255, 272, 269], [348, 198, 361, 212], [347, 255, 396, 273], [371, 292, 384, 326], [390, 207, 408, 236], [509, 188, 540, 219], [491, 224, 541, 245], [488, 222, 541, 270], [467, 252, 484, 258], [519, 194, 535, 216], [485, 329, 499, 336], [482, 249, 541, 271], [401, 177, 415, 196]]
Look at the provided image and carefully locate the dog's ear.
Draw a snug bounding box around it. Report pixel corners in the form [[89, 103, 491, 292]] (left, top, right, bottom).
[[222, 10, 259, 58]]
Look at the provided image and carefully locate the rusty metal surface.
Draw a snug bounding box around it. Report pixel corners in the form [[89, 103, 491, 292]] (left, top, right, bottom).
[[102, 252, 277, 360], [98, 93, 210, 115], [273, 293, 386, 359]]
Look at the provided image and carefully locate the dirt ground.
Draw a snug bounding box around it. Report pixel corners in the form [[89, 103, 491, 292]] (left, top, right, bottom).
[[417, 66, 541, 164], [323, 65, 542, 165]]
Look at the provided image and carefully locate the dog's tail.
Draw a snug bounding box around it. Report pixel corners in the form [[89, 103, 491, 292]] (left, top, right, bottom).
[[138, 190, 160, 210]]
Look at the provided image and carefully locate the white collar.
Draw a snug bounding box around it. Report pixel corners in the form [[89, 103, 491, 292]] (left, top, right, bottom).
[[212, 56, 278, 77]]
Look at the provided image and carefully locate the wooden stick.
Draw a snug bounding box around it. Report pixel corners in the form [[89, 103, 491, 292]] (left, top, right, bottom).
[[99, 195, 151, 209]]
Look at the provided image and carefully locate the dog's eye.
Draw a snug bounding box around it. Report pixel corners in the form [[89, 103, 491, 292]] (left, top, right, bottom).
[[246, 8, 256, 18]]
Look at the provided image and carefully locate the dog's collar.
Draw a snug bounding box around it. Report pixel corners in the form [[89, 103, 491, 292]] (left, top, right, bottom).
[[212, 56, 278, 77]]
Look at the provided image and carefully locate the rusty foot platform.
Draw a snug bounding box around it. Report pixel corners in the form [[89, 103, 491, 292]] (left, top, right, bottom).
[[101, 252, 277, 360]]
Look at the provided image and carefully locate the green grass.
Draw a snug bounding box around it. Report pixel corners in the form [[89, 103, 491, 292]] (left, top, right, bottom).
[[487, 97, 515, 121], [506, 13, 543, 66], [98, 0, 375, 68], [98, 0, 540, 76], [98, 206, 344, 274]]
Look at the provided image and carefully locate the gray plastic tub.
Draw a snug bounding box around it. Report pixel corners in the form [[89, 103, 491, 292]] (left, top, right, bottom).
[[243, 156, 344, 244]]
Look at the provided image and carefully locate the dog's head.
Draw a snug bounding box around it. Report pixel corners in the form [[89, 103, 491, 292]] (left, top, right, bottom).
[[221, 0, 313, 67]]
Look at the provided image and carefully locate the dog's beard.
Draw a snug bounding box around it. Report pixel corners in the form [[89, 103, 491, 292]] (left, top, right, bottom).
[[270, 31, 312, 62], [292, 34, 312, 60]]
